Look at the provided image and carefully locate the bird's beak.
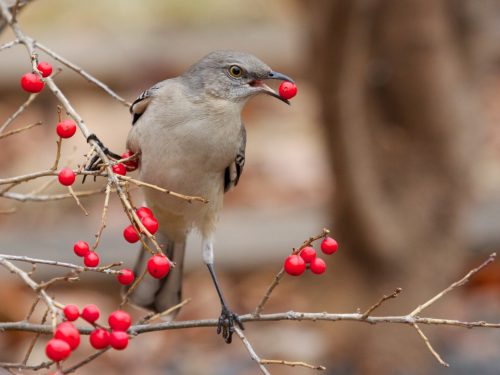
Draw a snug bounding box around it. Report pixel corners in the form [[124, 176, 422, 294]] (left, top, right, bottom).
[[250, 70, 295, 105]]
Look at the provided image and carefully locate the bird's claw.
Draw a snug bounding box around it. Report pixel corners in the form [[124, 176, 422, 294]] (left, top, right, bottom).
[[217, 306, 244, 344], [83, 134, 121, 183]]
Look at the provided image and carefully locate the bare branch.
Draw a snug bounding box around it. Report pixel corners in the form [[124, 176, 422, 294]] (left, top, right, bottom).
[[68, 185, 89, 215], [63, 348, 110, 374], [2, 188, 106, 202], [92, 183, 111, 250], [0, 93, 38, 134], [413, 323, 449, 367], [140, 298, 191, 324], [361, 288, 402, 319], [234, 327, 271, 375], [34, 41, 131, 107], [410, 252, 496, 316], [260, 359, 326, 371], [0, 38, 19, 51], [0, 121, 41, 140], [118, 175, 208, 204]]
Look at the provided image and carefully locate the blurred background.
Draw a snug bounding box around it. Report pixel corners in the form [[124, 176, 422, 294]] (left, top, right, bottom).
[[1, 0, 500, 374]]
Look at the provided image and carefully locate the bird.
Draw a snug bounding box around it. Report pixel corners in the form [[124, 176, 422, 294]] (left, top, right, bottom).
[[123, 50, 293, 344]]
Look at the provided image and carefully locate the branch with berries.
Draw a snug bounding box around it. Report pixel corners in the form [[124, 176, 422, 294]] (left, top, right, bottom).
[[0, 231, 499, 374]]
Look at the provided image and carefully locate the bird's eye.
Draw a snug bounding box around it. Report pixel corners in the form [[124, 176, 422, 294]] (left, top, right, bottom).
[[228, 65, 243, 78]]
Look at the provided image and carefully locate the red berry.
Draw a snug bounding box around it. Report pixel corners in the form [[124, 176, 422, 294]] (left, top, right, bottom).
[[56, 119, 77, 138], [108, 310, 131, 331], [123, 225, 140, 243], [136, 206, 154, 220], [321, 237, 338, 255], [58, 168, 76, 186], [117, 268, 134, 285], [141, 216, 158, 234], [84, 252, 99, 267], [54, 322, 80, 350], [284, 255, 306, 276], [81, 304, 100, 323], [109, 331, 129, 350], [278, 81, 297, 100], [121, 151, 138, 171], [37, 61, 53, 77], [89, 328, 110, 349], [45, 339, 71, 362], [147, 255, 170, 279], [299, 246, 317, 263], [63, 304, 80, 321], [21, 72, 44, 93], [310, 257, 327, 274], [73, 241, 90, 257], [112, 163, 127, 176]]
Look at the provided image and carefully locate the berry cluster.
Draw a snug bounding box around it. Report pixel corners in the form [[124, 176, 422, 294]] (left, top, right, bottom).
[[284, 236, 338, 276], [111, 150, 139, 176], [123, 207, 170, 279], [121, 150, 139, 171], [45, 305, 132, 363], [20, 61, 53, 93], [73, 240, 135, 285], [123, 206, 159, 242]]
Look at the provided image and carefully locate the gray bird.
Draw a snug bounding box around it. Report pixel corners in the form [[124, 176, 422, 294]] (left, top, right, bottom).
[[125, 50, 293, 343]]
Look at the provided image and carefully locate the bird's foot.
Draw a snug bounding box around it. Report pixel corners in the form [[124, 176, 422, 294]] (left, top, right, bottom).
[[83, 134, 121, 182], [217, 305, 244, 344]]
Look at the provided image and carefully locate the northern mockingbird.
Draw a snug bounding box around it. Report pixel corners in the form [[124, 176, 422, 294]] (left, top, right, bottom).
[[98, 51, 293, 343]]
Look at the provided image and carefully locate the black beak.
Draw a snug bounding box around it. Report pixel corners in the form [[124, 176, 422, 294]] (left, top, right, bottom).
[[254, 70, 294, 105], [267, 71, 295, 84]]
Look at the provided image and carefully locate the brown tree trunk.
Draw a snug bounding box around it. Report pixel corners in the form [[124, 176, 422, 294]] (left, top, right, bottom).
[[309, 1, 480, 373]]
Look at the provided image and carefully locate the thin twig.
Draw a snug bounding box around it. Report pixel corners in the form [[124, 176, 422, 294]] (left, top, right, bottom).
[[0, 121, 41, 140], [260, 359, 326, 371], [93, 183, 111, 250], [412, 323, 449, 367], [410, 253, 496, 316], [0, 361, 52, 370], [0, 93, 38, 134], [0, 38, 19, 51], [23, 296, 40, 321], [2, 188, 106, 202], [35, 41, 131, 108], [51, 138, 62, 171], [68, 185, 89, 215], [234, 327, 271, 375], [361, 288, 402, 319], [140, 299, 191, 324], [118, 175, 208, 204], [62, 347, 111, 374], [0, 257, 59, 330], [22, 308, 49, 365], [120, 268, 147, 308]]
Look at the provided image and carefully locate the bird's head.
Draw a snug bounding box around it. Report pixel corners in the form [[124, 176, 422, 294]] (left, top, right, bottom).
[[182, 50, 294, 104]]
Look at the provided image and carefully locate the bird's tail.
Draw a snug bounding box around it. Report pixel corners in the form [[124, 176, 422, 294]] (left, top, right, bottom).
[[126, 230, 186, 317]]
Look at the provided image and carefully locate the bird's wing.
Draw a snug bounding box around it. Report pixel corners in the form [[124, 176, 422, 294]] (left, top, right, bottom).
[[130, 85, 161, 125], [224, 125, 246, 193]]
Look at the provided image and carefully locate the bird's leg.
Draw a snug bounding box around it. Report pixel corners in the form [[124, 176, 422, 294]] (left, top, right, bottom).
[[83, 134, 121, 183], [203, 236, 244, 344]]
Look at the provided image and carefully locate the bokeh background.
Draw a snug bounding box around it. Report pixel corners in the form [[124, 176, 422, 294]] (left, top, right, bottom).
[[1, 0, 500, 374]]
